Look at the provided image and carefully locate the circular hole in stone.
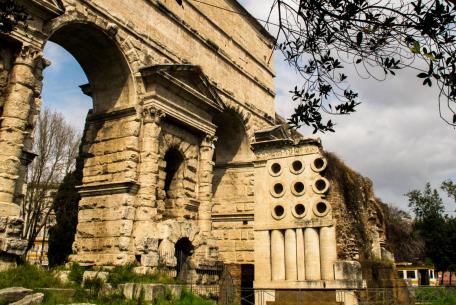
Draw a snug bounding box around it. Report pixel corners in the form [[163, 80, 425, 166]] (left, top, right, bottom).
[[317, 202, 327, 214], [274, 183, 284, 195], [274, 205, 285, 217], [292, 160, 303, 172], [314, 157, 325, 170], [315, 179, 327, 192], [293, 182, 305, 194], [271, 163, 282, 174], [295, 204, 305, 216]]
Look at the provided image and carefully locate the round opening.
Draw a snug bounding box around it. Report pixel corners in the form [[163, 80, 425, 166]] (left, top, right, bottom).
[[274, 205, 285, 217], [293, 182, 305, 194], [317, 202, 327, 214], [295, 204, 305, 216], [311, 157, 327, 172], [292, 160, 303, 172], [314, 158, 325, 170], [274, 183, 284, 195], [271, 163, 282, 175], [315, 179, 327, 191]]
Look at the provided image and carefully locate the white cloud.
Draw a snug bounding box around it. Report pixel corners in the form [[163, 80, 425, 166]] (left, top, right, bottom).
[[239, 0, 456, 214]]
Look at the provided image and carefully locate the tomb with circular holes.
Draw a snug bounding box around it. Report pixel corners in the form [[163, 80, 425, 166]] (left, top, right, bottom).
[[270, 182, 285, 198], [313, 200, 331, 217], [272, 204, 286, 220], [312, 177, 330, 194], [291, 180, 306, 196], [292, 203, 307, 218], [268, 162, 283, 177], [290, 159, 304, 174], [311, 156, 327, 173]]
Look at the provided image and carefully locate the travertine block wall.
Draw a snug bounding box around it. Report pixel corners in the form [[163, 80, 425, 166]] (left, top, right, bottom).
[[212, 166, 255, 263]]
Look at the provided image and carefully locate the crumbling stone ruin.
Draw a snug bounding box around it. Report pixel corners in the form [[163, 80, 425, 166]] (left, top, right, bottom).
[[0, 1, 407, 304]]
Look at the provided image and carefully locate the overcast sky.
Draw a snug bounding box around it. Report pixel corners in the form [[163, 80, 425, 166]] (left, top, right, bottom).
[[41, 0, 455, 215]]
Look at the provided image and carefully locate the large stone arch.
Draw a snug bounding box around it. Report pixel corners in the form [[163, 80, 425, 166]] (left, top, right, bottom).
[[220, 101, 256, 144], [42, 18, 137, 112]]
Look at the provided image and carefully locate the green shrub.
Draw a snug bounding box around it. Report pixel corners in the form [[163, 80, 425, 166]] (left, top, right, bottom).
[[0, 264, 64, 289], [83, 276, 104, 298], [68, 262, 84, 285]]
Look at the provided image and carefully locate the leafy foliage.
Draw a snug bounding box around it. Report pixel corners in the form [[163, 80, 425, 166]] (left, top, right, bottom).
[[0, 0, 28, 33], [268, 0, 456, 132], [407, 181, 456, 275], [68, 262, 85, 285]]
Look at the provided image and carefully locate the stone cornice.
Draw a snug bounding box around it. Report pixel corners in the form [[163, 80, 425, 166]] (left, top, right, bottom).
[[77, 181, 139, 197], [87, 107, 137, 123]]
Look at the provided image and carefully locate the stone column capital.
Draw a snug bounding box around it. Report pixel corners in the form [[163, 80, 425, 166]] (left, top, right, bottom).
[[142, 106, 165, 124], [201, 134, 217, 148], [15, 45, 42, 66]]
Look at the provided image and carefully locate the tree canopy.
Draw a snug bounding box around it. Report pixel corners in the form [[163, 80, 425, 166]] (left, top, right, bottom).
[[407, 181, 456, 278], [269, 0, 456, 133]]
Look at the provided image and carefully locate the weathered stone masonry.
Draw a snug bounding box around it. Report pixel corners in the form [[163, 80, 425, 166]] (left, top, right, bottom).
[[1, 1, 402, 304]]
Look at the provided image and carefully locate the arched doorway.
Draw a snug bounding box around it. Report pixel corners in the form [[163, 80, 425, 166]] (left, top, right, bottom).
[[174, 237, 194, 281]]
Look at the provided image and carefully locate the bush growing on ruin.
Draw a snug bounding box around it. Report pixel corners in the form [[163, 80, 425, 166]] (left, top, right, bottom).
[[382, 204, 425, 262]]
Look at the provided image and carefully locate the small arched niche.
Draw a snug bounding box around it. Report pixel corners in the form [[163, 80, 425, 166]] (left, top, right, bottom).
[[47, 22, 134, 113], [212, 109, 252, 164], [164, 148, 185, 202]]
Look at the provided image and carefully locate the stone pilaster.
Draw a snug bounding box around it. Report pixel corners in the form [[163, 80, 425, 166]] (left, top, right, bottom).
[[132, 106, 165, 253], [197, 134, 217, 234], [136, 106, 165, 211], [0, 46, 43, 261]]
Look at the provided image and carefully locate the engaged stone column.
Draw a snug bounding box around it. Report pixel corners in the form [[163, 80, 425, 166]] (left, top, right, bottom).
[[0, 46, 42, 208], [285, 229, 297, 281], [305, 227, 321, 280], [0, 46, 43, 261], [320, 225, 337, 280], [198, 134, 217, 234], [296, 228, 306, 281], [271, 230, 285, 281], [137, 106, 165, 210]]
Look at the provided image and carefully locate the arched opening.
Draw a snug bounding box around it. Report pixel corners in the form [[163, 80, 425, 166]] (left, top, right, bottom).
[[174, 237, 194, 280], [164, 148, 185, 201], [212, 109, 253, 195], [38, 22, 134, 265], [212, 109, 251, 164], [47, 22, 134, 113]]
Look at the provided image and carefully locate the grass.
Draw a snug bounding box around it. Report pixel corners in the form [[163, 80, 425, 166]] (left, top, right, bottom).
[[107, 264, 178, 287], [0, 264, 68, 289], [415, 287, 456, 305], [0, 264, 213, 305]]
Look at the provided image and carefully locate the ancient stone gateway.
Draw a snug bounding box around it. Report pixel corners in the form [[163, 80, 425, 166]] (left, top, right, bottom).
[[1, 1, 405, 304]]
